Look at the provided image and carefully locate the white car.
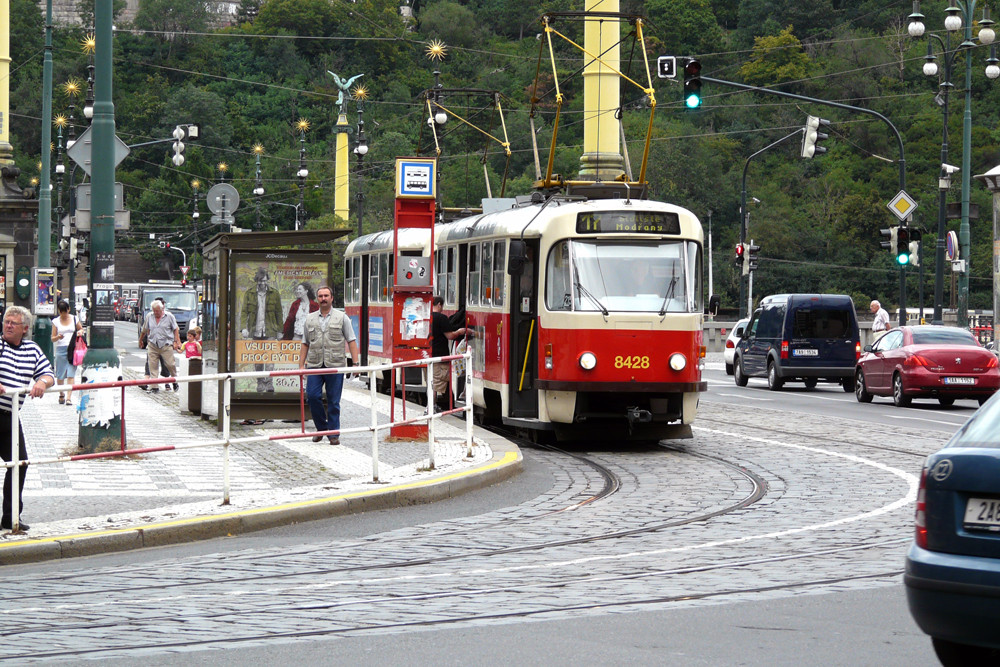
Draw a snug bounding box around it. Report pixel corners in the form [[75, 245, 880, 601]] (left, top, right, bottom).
[[724, 318, 750, 375]]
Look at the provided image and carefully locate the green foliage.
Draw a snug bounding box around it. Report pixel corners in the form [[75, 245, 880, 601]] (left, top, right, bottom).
[[738, 26, 813, 86], [645, 0, 722, 56]]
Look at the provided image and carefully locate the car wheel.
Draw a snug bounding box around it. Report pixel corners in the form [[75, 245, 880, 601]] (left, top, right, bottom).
[[892, 373, 911, 407], [938, 397, 955, 407], [933, 637, 1000, 667], [841, 376, 855, 392], [855, 370, 873, 403], [734, 358, 748, 387], [725, 362, 734, 376], [803, 378, 818, 389], [767, 361, 784, 391]]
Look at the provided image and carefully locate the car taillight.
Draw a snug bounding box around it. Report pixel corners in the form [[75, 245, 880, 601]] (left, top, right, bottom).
[[780, 341, 789, 359], [987, 355, 998, 369], [855, 341, 861, 361], [915, 467, 928, 548], [726, 340, 735, 349], [904, 354, 932, 368]]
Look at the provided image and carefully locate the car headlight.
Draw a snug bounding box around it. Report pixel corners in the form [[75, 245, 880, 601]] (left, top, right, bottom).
[[579, 352, 597, 370], [669, 353, 687, 371]]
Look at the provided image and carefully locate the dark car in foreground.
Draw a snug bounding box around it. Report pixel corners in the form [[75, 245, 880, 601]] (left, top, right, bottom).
[[905, 399, 1000, 665], [855, 326, 999, 407]]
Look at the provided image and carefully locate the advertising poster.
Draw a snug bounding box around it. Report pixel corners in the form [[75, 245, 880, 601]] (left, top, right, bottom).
[[33, 268, 56, 316], [92, 251, 116, 323], [231, 254, 330, 396]]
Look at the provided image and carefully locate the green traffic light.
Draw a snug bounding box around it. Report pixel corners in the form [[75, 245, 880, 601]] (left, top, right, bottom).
[[897, 253, 909, 266], [685, 94, 701, 109]]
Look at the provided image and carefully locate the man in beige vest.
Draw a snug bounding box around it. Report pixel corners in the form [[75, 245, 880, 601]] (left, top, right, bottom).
[[298, 286, 359, 444]]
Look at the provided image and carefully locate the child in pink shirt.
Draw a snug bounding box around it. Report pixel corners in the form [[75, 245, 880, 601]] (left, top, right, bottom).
[[184, 327, 202, 359]]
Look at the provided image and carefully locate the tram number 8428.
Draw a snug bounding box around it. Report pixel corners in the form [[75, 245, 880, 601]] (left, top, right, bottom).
[[614, 355, 650, 369]]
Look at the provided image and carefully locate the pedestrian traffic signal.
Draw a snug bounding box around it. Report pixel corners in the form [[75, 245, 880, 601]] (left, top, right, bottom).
[[896, 226, 910, 265], [682, 58, 702, 109], [747, 243, 761, 272], [735, 243, 745, 273], [800, 116, 830, 158], [172, 126, 186, 167], [880, 227, 896, 251], [908, 228, 922, 267]]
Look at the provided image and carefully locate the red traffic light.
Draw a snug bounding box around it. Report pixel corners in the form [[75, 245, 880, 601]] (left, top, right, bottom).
[[735, 243, 745, 257], [684, 59, 702, 77]]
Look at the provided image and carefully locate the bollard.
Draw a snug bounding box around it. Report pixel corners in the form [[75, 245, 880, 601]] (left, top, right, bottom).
[[188, 357, 203, 414]]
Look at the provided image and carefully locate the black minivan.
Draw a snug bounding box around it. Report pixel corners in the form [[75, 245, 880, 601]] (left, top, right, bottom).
[[733, 294, 861, 391]]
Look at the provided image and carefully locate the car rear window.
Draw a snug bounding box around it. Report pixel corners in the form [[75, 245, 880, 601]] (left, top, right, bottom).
[[791, 307, 850, 339], [911, 329, 977, 345]]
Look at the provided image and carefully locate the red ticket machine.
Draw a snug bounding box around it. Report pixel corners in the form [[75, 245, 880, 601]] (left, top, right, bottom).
[[390, 158, 437, 438]]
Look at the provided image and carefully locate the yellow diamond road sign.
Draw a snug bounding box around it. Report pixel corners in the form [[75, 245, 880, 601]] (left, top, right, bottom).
[[888, 190, 917, 221]]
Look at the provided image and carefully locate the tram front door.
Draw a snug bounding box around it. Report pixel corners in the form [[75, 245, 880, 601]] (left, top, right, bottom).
[[508, 240, 539, 418]]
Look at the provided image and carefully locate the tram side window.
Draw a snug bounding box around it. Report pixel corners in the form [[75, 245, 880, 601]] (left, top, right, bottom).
[[369, 255, 379, 304], [434, 249, 445, 299], [352, 257, 361, 303], [469, 244, 480, 306], [545, 241, 572, 311], [379, 253, 390, 302], [446, 246, 457, 306], [686, 241, 703, 312], [482, 242, 493, 306], [492, 241, 505, 306], [344, 258, 353, 304]]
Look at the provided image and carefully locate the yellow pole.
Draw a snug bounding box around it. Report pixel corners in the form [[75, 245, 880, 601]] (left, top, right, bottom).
[[0, 0, 12, 160], [579, 0, 622, 181], [335, 113, 349, 221]]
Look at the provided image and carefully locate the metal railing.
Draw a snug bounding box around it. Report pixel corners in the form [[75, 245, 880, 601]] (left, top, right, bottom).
[[1, 351, 474, 532]]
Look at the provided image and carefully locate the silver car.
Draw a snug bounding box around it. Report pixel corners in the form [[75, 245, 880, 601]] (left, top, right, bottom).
[[724, 318, 749, 375]]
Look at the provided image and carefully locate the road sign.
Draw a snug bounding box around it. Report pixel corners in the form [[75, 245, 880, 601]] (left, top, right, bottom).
[[66, 125, 131, 177], [206, 183, 240, 214], [946, 230, 959, 260], [887, 190, 917, 221], [657, 55, 676, 79], [180, 265, 190, 277]]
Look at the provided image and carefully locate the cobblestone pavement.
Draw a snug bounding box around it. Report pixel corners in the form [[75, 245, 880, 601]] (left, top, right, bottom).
[[0, 396, 940, 662], [3, 378, 493, 545]]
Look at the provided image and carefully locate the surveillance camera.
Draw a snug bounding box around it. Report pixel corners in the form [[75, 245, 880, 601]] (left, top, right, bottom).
[[942, 163, 961, 175]]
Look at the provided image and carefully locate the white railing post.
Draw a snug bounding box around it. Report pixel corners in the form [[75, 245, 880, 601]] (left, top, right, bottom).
[[427, 360, 435, 470], [465, 349, 473, 457], [11, 392, 20, 530], [369, 368, 379, 482], [222, 377, 232, 505]]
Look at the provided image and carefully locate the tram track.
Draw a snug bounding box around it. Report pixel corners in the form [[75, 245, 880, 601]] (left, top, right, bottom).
[[4, 537, 908, 660]]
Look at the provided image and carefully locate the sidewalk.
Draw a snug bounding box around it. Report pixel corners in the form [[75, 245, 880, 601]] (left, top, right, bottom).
[[0, 378, 521, 565]]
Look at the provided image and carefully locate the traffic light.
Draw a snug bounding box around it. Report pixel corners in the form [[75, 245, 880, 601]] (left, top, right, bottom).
[[172, 126, 186, 166], [158, 240, 170, 249], [735, 242, 745, 273], [908, 229, 922, 267], [682, 58, 702, 109], [896, 226, 910, 265], [69, 237, 77, 260], [800, 115, 830, 158], [181, 278, 187, 287], [747, 243, 761, 273], [880, 226, 896, 251]]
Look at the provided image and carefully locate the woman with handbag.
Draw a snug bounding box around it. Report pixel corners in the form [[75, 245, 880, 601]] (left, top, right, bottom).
[[49, 299, 82, 405]]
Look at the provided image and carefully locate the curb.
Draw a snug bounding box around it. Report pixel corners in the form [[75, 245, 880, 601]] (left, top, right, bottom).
[[0, 422, 521, 565]]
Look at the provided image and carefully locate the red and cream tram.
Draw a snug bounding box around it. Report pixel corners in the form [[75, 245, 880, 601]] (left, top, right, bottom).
[[345, 194, 710, 441]]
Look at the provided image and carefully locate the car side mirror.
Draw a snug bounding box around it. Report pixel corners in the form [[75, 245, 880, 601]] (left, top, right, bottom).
[[705, 294, 720, 317], [508, 240, 527, 276], [864, 344, 873, 352], [735, 326, 744, 338]]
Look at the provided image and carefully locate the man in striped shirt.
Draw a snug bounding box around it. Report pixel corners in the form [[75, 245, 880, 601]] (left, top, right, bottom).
[[0, 306, 54, 531]]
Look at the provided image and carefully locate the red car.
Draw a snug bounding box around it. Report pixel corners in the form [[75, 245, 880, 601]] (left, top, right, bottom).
[[855, 325, 999, 407]]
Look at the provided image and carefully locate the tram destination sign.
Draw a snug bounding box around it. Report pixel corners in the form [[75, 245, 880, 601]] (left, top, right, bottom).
[[577, 211, 680, 234]]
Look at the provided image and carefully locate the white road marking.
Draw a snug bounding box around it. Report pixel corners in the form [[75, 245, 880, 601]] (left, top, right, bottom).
[[885, 414, 967, 426], [713, 393, 772, 401]]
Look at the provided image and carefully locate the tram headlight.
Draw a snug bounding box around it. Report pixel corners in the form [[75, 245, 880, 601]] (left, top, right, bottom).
[[579, 352, 597, 370], [668, 353, 687, 372]]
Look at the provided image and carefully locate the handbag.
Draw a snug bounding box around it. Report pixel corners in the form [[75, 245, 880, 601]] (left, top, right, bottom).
[[72, 332, 88, 366]]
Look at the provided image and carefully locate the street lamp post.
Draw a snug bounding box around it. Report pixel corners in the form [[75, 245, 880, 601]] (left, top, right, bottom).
[[295, 119, 309, 231], [353, 99, 369, 238], [191, 180, 201, 266], [909, 0, 998, 326], [252, 144, 264, 231]]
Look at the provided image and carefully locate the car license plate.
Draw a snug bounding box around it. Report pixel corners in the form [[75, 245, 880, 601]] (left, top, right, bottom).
[[944, 377, 976, 385], [965, 497, 1000, 529], [793, 349, 818, 357]]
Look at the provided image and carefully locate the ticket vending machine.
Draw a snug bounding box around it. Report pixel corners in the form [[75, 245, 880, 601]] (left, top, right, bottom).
[[390, 158, 436, 439]]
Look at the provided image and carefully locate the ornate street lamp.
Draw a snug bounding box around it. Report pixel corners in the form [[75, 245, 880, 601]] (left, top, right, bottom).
[[82, 33, 96, 122], [909, 0, 996, 326]]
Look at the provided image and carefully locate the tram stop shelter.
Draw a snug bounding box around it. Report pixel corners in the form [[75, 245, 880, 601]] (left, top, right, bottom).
[[199, 230, 350, 428]]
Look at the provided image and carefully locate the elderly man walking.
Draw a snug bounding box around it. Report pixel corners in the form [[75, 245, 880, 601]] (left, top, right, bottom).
[[140, 300, 181, 392], [0, 306, 55, 530]]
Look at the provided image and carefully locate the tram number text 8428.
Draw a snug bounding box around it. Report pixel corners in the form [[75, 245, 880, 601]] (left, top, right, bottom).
[[614, 355, 650, 369]]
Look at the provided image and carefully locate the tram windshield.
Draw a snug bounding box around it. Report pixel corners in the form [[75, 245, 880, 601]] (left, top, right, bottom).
[[545, 239, 702, 313]]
